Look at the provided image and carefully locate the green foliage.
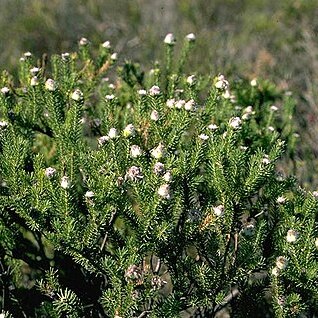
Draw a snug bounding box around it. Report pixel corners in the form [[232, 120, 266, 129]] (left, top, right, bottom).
[[0, 36, 317, 318]]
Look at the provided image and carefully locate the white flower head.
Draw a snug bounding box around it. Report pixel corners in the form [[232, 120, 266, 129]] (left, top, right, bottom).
[[277, 196, 286, 204], [45, 79, 56, 91], [153, 162, 165, 175], [85, 191, 95, 198], [130, 145, 142, 158], [45, 167, 56, 178], [105, 94, 115, 100], [24, 51, 32, 58], [138, 89, 147, 95], [286, 229, 299, 243], [185, 33, 196, 42], [71, 89, 83, 101], [268, 126, 275, 132], [102, 40, 111, 49], [149, 85, 160, 96], [173, 99, 184, 109], [271, 267, 280, 277], [229, 117, 242, 129], [208, 124, 218, 131], [164, 33, 176, 45], [108, 83, 115, 90], [166, 98, 175, 108], [276, 256, 288, 270], [270, 105, 278, 112], [215, 75, 229, 89], [244, 106, 253, 114], [199, 134, 209, 141], [158, 184, 171, 199], [30, 67, 40, 75], [151, 110, 159, 121], [222, 89, 231, 99], [213, 205, 224, 217], [163, 171, 172, 182], [110, 53, 118, 61], [185, 99, 195, 111], [315, 237, 318, 249], [313, 191, 318, 198], [261, 155, 271, 165], [187, 75, 196, 85], [61, 52, 70, 60], [0, 121, 8, 129], [123, 124, 136, 137], [108, 128, 118, 139], [1, 87, 10, 95], [61, 176, 71, 189], [98, 135, 109, 146], [79, 37, 89, 46], [30, 76, 39, 86], [151, 143, 165, 159], [250, 78, 257, 87], [126, 166, 143, 181]]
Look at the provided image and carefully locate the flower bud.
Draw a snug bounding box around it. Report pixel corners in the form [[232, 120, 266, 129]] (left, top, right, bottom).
[[166, 98, 175, 108], [286, 229, 299, 243], [158, 184, 171, 199], [61, 52, 70, 60], [276, 256, 288, 270], [250, 78, 257, 87], [163, 171, 172, 182], [123, 124, 135, 137], [126, 166, 143, 181], [164, 33, 176, 45], [185, 33, 196, 42], [138, 89, 147, 95], [199, 134, 209, 141], [30, 67, 40, 75], [30, 76, 39, 86], [79, 37, 89, 46], [149, 85, 160, 96], [45, 167, 56, 178], [151, 143, 165, 159], [60, 176, 71, 189], [110, 53, 118, 61], [175, 99, 185, 109], [98, 135, 109, 146], [1, 87, 10, 95], [130, 145, 142, 158], [85, 191, 95, 198], [213, 205, 224, 217], [0, 121, 8, 129], [153, 162, 165, 175], [215, 75, 229, 89], [277, 196, 286, 204], [151, 110, 159, 121], [229, 117, 242, 129], [187, 75, 196, 85], [185, 99, 195, 111], [45, 79, 56, 91], [71, 89, 83, 101], [102, 41, 111, 49], [270, 105, 278, 112], [108, 128, 118, 139]]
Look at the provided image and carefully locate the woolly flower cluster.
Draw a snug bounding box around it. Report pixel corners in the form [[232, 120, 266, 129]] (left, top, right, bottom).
[[166, 98, 196, 111], [271, 256, 289, 277]]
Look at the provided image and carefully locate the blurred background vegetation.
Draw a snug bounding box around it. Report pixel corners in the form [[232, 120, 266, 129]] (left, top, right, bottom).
[[1, 0, 318, 187]]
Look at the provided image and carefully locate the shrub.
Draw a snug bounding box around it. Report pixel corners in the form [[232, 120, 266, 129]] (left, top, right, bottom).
[[0, 35, 317, 317]]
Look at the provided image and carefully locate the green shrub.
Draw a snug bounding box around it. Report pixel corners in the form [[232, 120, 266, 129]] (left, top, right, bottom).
[[0, 35, 317, 317]]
